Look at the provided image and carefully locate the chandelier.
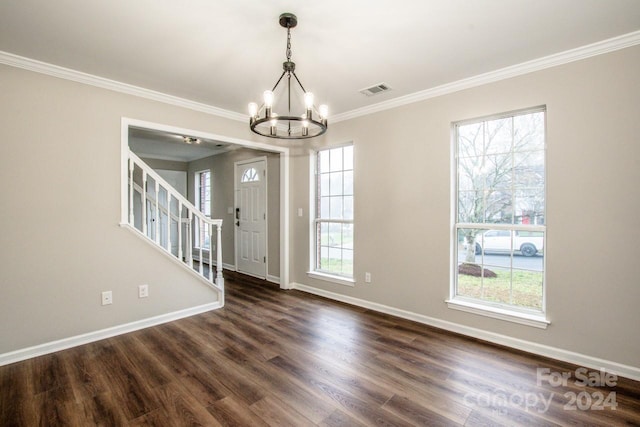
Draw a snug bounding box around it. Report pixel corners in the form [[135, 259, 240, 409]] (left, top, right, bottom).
[[248, 13, 328, 139]]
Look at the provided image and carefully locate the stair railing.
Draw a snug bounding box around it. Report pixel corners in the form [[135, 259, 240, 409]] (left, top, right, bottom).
[[126, 149, 224, 294]]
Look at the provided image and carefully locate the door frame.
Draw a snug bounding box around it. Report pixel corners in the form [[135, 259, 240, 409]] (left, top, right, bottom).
[[234, 156, 268, 279], [121, 117, 291, 289]]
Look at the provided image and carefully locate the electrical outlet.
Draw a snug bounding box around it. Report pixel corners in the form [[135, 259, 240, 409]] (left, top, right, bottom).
[[365, 272, 372, 283], [101, 291, 113, 305], [138, 284, 149, 298]]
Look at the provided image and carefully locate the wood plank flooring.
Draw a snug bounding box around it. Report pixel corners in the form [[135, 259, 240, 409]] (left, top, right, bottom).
[[1, 273, 639, 426]]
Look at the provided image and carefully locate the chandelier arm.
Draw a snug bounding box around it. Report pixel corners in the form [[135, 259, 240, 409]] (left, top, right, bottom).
[[291, 71, 307, 93], [271, 70, 288, 92]]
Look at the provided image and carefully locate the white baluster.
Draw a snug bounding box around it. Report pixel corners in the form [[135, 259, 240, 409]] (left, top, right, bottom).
[[142, 170, 147, 236], [178, 202, 183, 261], [154, 181, 160, 245], [187, 210, 193, 268], [208, 222, 213, 281], [198, 216, 203, 275], [216, 222, 224, 292], [128, 158, 134, 225], [166, 192, 171, 252]]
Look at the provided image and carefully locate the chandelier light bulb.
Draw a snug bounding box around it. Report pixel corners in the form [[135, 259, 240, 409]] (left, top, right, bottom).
[[263, 90, 274, 108], [319, 104, 328, 119], [304, 92, 314, 109], [270, 113, 278, 127], [248, 102, 258, 117]]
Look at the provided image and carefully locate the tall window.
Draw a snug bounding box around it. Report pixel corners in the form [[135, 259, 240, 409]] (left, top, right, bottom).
[[453, 108, 546, 317], [195, 170, 211, 249], [314, 145, 354, 278]]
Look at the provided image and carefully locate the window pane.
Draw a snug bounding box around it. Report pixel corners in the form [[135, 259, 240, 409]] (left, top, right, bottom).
[[320, 150, 330, 173], [485, 117, 512, 155], [343, 196, 354, 220], [514, 151, 544, 189], [329, 172, 343, 196], [330, 196, 343, 219], [320, 173, 330, 196], [343, 145, 354, 170], [515, 189, 545, 225], [320, 197, 330, 218], [514, 112, 545, 151], [458, 122, 483, 158], [342, 249, 353, 276], [343, 224, 354, 249], [330, 147, 343, 172], [458, 191, 483, 223], [328, 222, 342, 248], [343, 171, 353, 195], [484, 190, 513, 224]]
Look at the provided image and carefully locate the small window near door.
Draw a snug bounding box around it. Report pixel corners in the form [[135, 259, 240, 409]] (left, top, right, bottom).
[[241, 167, 260, 183], [195, 170, 211, 249]]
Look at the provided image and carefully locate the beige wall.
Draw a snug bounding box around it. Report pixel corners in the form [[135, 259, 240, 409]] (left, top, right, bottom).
[[290, 45, 640, 369], [186, 148, 281, 277], [1, 44, 638, 371], [0, 64, 260, 354]]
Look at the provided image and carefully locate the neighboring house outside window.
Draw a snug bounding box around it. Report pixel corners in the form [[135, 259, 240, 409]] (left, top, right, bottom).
[[450, 107, 547, 327], [195, 170, 211, 249], [312, 145, 354, 281]]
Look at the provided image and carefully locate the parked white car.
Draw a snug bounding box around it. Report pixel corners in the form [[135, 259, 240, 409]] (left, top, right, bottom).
[[474, 229, 543, 257]]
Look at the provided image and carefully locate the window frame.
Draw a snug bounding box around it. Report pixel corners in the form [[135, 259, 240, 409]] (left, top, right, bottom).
[[448, 107, 549, 328], [194, 169, 211, 250], [309, 144, 355, 286]]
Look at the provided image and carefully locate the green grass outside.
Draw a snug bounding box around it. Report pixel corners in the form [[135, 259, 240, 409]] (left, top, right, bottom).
[[458, 269, 543, 310]]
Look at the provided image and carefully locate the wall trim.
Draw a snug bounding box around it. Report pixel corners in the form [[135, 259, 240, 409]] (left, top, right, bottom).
[[291, 283, 640, 382], [331, 30, 640, 123], [0, 51, 246, 122], [0, 301, 222, 367], [3, 30, 639, 127], [267, 274, 281, 285]]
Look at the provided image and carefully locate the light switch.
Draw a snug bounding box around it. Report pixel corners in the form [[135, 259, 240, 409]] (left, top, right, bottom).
[[298, 208, 303, 217]]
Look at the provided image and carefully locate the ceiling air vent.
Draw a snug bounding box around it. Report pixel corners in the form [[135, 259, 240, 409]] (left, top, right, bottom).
[[359, 83, 392, 97]]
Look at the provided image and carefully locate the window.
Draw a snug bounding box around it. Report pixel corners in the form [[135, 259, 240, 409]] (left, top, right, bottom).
[[312, 145, 354, 280], [451, 108, 547, 326], [195, 170, 211, 249], [241, 167, 260, 183]]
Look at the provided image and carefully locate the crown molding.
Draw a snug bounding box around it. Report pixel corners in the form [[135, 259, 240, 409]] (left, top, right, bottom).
[[2, 29, 639, 125], [0, 51, 246, 122], [331, 30, 640, 123]]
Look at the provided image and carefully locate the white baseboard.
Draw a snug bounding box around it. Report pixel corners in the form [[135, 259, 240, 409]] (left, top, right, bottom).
[[291, 283, 640, 382], [0, 301, 222, 367], [267, 274, 281, 285]]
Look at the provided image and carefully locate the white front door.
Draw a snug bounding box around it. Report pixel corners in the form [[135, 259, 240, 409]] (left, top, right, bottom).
[[235, 158, 267, 278]]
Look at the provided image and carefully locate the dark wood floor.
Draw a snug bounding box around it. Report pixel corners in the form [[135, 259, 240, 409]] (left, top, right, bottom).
[[1, 273, 639, 426]]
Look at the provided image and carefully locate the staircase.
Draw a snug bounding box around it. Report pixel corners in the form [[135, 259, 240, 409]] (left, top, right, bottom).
[[124, 149, 224, 301]]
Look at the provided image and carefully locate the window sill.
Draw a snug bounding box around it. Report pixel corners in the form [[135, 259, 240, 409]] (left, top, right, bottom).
[[307, 271, 355, 287], [446, 298, 550, 329]]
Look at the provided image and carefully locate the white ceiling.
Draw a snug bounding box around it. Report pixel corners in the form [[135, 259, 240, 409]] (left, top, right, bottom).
[[1, 0, 639, 118], [128, 127, 235, 162]]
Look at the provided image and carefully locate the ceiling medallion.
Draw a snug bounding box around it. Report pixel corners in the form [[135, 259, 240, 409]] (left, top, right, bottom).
[[248, 13, 328, 139]]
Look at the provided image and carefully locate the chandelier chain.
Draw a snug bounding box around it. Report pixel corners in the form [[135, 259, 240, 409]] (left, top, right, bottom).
[[286, 27, 292, 62]]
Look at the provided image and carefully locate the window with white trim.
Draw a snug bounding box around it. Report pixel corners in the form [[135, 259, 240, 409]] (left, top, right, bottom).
[[195, 170, 211, 249], [313, 145, 354, 278], [452, 108, 546, 319]]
